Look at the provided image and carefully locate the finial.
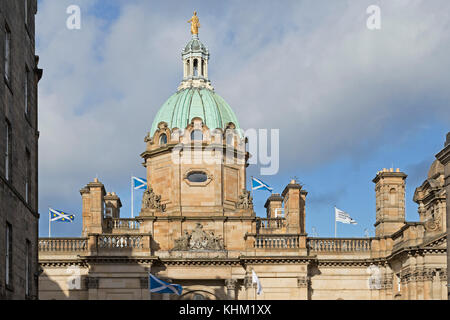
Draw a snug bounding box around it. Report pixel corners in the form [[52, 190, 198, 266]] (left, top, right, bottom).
[[188, 11, 200, 35]]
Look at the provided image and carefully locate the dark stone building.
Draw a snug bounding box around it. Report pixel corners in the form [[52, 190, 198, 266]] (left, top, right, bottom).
[[0, 0, 42, 300]]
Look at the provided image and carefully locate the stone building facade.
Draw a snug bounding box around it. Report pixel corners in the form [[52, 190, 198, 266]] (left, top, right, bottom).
[[38, 26, 447, 300], [436, 132, 450, 299], [0, 0, 42, 300]]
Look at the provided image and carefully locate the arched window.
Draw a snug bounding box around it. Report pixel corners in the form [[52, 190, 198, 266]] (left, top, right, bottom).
[[193, 59, 198, 77], [389, 188, 397, 206], [191, 130, 203, 142], [159, 133, 167, 145]]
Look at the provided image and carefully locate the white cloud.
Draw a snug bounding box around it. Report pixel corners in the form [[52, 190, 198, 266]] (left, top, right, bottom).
[[36, 0, 450, 223]]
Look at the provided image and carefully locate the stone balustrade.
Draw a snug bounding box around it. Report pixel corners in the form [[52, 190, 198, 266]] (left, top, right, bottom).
[[307, 238, 372, 252], [39, 234, 147, 253], [97, 234, 144, 249], [253, 234, 300, 249], [38, 238, 88, 252], [256, 218, 286, 230], [106, 218, 141, 230]]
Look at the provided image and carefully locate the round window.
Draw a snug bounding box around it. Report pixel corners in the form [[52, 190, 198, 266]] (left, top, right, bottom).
[[187, 171, 208, 183]]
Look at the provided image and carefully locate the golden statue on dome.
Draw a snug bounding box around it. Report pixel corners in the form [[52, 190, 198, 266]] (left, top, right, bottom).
[[188, 11, 200, 35]]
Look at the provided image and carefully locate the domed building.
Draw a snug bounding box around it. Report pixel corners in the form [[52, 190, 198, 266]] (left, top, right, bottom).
[[38, 15, 448, 301]]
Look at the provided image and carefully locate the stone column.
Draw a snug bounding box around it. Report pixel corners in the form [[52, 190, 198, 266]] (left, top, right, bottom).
[[440, 270, 448, 299], [189, 58, 194, 78], [435, 132, 450, 300], [416, 255, 425, 300], [243, 276, 253, 299], [423, 269, 434, 300], [225, 279, 237, 300], [205, 60, 208, 78]]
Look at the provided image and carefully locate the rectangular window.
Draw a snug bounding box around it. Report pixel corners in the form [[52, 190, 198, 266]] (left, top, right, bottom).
[[25, 66, 29, 116], [25, 240, 31, 297], [5, 119, 12, 181], [5, 25, 11, 81], [5, 222, 12, 287], [25, 149, 31, 203]]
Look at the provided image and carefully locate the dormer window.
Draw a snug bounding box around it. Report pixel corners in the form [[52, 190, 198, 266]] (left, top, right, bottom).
[[159, 133, 167, 145]]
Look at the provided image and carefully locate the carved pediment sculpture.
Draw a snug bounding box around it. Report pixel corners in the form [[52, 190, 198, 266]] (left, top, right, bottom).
[[236, 189, 253, 209], [172, 223, 224, 251], [142, 187, 166, 212], [425, 210, 441, 232]]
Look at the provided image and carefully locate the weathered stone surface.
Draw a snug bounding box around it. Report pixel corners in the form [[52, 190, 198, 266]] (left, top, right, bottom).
[[0, 0, 41, 300]]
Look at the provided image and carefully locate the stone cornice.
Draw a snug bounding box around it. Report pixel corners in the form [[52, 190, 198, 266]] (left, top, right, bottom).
[[372, 171, 407, 183], [420, 233, 447, 248], [240, 256, 312, 265], [79, 256, 157, 265], [435, 139, 450, 165], [281, 183, 303, 198], [39, 259, 89, 267], [157, 258, 241, 266], [264, 193, 284, 208], [387, 245, 446, 262], [316, 259, 383, 267], [141, 143, 247, 160], [145, 215, 256, 222]]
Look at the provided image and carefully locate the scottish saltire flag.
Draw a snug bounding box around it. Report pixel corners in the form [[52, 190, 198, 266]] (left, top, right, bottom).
[[252, 177, 273, 192], [149, 274, 182, 295], [132, 176, 147, 190], [252, 270, 263, 295], [335, 207, 357, 225], [49, 208, 75, 223]]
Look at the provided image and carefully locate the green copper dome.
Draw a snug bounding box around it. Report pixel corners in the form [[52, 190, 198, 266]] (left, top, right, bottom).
[[150, 87, 241, 136]]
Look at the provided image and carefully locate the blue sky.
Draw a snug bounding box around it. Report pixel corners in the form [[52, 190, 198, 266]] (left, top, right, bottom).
[[36, 0, 450, 238]]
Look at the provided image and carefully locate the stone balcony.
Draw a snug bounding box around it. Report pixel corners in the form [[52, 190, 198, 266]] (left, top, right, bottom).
[[255, 217, 286, 234], [307, 237, 373, 259], [104, 218, 142, 234], [39, 233, 153, 258]]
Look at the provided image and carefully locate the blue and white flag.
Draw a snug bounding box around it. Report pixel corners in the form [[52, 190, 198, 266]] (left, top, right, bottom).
[[252, 270, 263, 295], [335, 207, 357, 225], [49, 208, 75, 223], [149, 274, 182, 295], [132, 176, 147, 190], [252, 177, 273, 192]]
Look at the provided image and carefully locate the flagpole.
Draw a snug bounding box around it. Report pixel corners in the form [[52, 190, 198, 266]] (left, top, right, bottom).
[[131, 176, 134, 218], [250, 176, 254, 203], [334, 206, 337, 238], [48, 208, 51, 238]]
